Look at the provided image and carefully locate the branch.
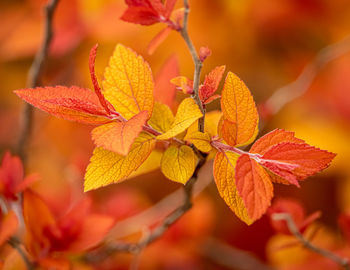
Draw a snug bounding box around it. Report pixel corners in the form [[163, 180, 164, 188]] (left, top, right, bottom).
[[272, 213, 350, 270], [202, 238, 275, 270], [180, 0, 205, 132], [16, 0, 60, 164], [265, 35, 350, 116], [8, 237, 35, 270]]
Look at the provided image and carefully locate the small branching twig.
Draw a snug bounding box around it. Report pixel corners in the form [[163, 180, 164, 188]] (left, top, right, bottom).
[[180, 0, 205, 132], [265, 35, 350, 116], [8, 237, 35, 270], [272, 213, 350, 270], [16, 0, 60, 164]]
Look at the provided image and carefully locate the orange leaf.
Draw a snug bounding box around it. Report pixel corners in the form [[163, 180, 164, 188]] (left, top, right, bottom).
[[235, 154, 273, 222], [260, 143, 336, 185], [170, 76, 193, 94], [154, 55, 179, 108], [92, 111, 148, 155], [199, 46, 212, 62], [0, 210, 18, 246], [147, 26, 172, 55], [23, 190, 56, 257], [15, 86, 111, 125], [213, 151, 252, 225], [250, 129, 304, 155], [220, 72, 259, 146], [102, 44, 154, 120], [199, 65, 225, 104]]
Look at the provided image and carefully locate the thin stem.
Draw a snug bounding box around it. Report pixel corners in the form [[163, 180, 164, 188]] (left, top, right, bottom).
[[180, 0, 205, 132], [272, 213, 350, 270], [16, 0, 60, 164], [8, 237, 35, 270]]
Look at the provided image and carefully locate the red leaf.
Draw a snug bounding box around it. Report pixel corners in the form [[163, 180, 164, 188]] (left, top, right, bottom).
[[15, 86, 111, 125], [250, 129, 304, 155], [199, 46, 212, 62], [235, 154, 273, 221], [268, 198, 321, 235], [165, 0, 177, 18], [261, 142, 336, 183], [199, 65, 225, 104], [89, 44, 113, 115], [121, 6, 161, 26], [155, 55, 179, 108]]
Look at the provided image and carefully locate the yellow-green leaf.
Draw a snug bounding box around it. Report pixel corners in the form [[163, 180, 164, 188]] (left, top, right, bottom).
[[184, 131, 212, 152], [157, 98, 202, 140], [84, 132, 155, 191], [220, 72, 258, 147], [161, 145, 197, 184], [102, 44, 154, 120], [148, 102, 174, 133], [213, 151, 252, 225]]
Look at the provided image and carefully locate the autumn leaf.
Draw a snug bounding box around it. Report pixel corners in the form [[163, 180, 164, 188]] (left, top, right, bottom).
[[85, 132, 156, 191], [157, 98, 202, 140], [91, 111, 148, 155], [102, 44, 154, 120], [268, 198, 321, 235], [213, 151, 252, 225], [148, 102, 174, 133], [161, 145, 196, 184], [0, 210, 18, 246], [147, 26, 172, 55], [129, 150, 163, 178], [121, 0, 177, 26], [250, 129, 304, 155], [235, 154, 274, 222], [15, 86, 112, 125], [199, 46, 212, 62], [259, 142, 336, 186], [0, 152, 38, 200], [184, 131, 212, 153], [199, 65, 225, 104], [220, 72, 259, 146], [170, 76, 193, 94], [154, 55, 179, 108]]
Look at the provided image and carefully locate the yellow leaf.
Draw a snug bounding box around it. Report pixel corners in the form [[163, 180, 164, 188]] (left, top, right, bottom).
[[84, 132, 156, 191], [213, 151, 252, 225], [220, 72, 258, 146], [186, 110, 222, 137], [129, 150, 163, 178], [161, 145, 197, 184], [184, 131, 212, 152], [102, 44, 154, 120], [148, 102, 174, 133], [157, 98, 202, 140]]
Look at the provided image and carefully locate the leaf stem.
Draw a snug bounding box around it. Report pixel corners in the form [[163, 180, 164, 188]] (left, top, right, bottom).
[[8, 237, 35, 270], [272, 213, 350, 270]]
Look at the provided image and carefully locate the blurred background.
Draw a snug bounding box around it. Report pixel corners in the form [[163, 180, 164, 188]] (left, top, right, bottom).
[[1, 0, 350, 269]]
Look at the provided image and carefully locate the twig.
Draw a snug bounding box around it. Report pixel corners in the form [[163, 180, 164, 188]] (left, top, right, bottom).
[[202, 237, 274, 270], [8, 237, 35, 270], [180, 0, 205, 132], [16, 0, 60, 164], [265, 35, 350, 116], [272, 213, 350, 270]]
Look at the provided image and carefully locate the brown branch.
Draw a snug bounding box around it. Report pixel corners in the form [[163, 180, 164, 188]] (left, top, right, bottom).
[[202, 238, 275, 270], [16, 0, 60, 164], [180, 0, 205, 132], [8, 237, 35, 270], [265, 35, 350, 116], [272, 213, 350, 270]]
